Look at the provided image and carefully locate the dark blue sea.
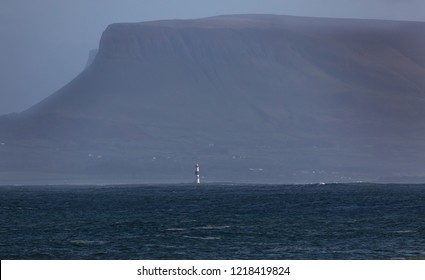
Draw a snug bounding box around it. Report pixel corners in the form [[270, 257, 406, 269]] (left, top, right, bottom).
[[1, 183, 424, 260]]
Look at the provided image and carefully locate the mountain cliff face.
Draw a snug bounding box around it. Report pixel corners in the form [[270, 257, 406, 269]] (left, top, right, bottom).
[[1, 14, 425, 183]]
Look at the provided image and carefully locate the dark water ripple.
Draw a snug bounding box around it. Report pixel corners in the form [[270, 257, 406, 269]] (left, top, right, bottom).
[[0, 183, 424, 259]]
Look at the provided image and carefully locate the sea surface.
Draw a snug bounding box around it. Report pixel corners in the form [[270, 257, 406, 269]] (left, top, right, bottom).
[[0, 183, 424, 259]]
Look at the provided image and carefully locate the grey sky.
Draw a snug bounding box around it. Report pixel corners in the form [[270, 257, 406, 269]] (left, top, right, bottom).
[[1, 0, 424, 115]]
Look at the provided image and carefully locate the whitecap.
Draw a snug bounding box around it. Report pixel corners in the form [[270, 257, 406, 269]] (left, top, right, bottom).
[[166, 228, 187, 231], [393, 230, 415, 234], [183, 235, 221, 240], [69, 240, 106, 245], [193, 225, 231, 230]]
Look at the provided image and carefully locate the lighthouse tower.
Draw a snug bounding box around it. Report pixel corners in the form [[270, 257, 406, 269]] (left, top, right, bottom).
[[194, 164, 200, 184]]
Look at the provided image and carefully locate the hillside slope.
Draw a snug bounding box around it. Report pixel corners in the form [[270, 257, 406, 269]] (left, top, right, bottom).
[[1, 14, 425, 183]]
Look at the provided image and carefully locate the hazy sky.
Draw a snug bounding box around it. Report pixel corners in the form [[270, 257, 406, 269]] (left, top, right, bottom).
[[1, 0, 424, 115]]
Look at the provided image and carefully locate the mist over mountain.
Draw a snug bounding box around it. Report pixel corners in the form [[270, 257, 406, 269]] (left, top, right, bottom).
[[1, 14, 425, 184]]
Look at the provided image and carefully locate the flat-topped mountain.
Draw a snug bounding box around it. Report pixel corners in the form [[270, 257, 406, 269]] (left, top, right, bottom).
[[1, 14, 425, 183]]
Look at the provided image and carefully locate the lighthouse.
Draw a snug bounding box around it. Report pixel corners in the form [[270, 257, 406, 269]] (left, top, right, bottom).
[[194, 164, 200, 184]]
